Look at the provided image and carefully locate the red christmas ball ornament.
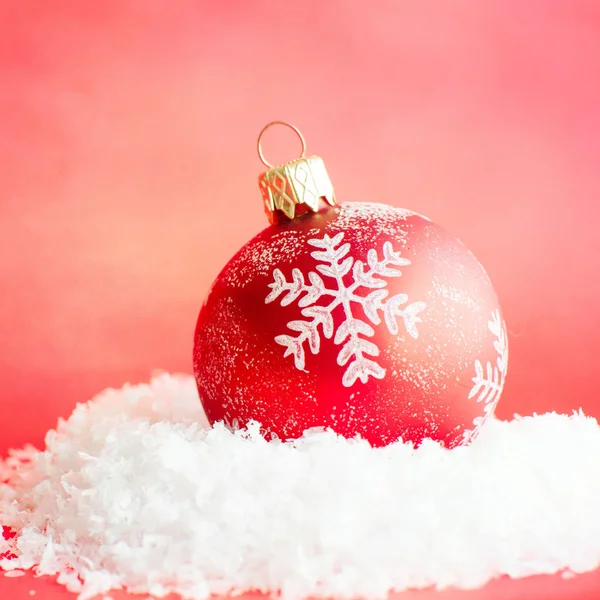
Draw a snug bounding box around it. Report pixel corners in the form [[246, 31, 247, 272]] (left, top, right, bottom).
[[194, 122, 508, 448]]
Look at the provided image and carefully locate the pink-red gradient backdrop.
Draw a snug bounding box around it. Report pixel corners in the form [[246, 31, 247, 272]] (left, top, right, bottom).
[[1, 1, 600, 599]]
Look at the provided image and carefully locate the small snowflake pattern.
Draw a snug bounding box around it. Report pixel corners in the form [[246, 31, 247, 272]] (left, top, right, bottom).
[[265, 232, 426, 387], [462, 309, 508, 443]]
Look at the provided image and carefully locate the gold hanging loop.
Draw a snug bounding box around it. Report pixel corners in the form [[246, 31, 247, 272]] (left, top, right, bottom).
[[257, 121, 307, 169]]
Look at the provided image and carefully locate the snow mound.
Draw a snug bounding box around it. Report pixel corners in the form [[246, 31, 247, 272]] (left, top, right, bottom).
[[1, 374, 600, 600]]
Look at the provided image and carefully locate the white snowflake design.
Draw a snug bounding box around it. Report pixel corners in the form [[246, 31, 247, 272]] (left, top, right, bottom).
[[265, 232, 426, 387], [462, 309, 508, 443]]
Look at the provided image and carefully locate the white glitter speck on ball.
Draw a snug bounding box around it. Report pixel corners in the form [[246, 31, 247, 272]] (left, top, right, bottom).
[[1, 373, 600, 600]]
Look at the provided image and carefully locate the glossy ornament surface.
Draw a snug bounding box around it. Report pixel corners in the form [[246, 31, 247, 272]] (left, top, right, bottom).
[[194, 199, 508, 448]]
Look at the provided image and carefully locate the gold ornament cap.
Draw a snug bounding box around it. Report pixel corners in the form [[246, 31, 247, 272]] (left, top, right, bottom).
[[257, 121, 336, 224]]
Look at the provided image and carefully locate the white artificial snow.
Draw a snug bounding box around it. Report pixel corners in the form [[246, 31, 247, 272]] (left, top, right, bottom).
[[1, 374, 600, 600]]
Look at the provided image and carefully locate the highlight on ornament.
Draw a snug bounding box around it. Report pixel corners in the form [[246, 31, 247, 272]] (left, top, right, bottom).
[[2, 123, 599, 600]]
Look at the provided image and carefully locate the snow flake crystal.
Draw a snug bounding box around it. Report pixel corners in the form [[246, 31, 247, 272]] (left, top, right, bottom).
[[266, 232, 426, 386], [2, 373, 600, 600]]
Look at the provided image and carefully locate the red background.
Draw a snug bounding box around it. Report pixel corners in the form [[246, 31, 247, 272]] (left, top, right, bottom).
[[1, 1, 599, 599]]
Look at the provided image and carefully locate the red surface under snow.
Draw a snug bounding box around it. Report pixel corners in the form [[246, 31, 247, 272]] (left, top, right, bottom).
[[2, 569, 600, 600]]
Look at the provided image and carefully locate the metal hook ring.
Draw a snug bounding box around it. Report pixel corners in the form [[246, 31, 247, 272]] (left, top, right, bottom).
[[257, 121, 307, 168]]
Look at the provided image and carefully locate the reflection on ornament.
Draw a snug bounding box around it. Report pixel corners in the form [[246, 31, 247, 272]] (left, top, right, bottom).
[[193, 122, 508, 448]]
